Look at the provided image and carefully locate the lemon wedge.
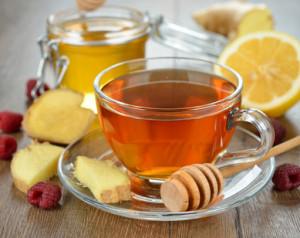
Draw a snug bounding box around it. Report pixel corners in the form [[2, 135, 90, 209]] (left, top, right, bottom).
[[216, 31, 300, 117]]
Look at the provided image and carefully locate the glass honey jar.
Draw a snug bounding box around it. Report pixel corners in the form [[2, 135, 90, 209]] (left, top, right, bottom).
[[34, 6, 227, 111]]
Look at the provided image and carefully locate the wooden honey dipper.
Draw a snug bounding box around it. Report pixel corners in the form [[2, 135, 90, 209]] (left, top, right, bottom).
[[161, 135, 300, 212]]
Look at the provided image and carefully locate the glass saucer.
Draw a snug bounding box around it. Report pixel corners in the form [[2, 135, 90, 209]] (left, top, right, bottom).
[[57, 127, 275, 221]]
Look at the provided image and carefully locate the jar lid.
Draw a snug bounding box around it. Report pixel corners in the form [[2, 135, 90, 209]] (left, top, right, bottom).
[[151, 16, 228, 60], [47, 6, 151, 45]]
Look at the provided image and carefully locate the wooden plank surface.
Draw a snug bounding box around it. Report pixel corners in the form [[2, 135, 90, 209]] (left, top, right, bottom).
[[1, 0, 300, 237]]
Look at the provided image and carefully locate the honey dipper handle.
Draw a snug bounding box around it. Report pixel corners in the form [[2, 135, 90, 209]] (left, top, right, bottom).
[[220, 135, 300, 178]]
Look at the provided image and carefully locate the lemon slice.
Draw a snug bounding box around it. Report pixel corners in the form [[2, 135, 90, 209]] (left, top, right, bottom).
[[216, 31, 300, 117]]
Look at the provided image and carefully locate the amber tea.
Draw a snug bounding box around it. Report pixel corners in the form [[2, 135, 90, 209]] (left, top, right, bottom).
[[95, 57, 274, 201], [97, 69, 239, 178]]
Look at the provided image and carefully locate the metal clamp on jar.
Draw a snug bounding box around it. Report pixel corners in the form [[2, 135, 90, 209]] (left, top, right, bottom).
[[33, 6, 227, 111]]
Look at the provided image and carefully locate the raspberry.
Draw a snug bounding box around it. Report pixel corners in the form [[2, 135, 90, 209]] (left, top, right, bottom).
[[27, 182, 62, 209], [0, 135, 17, 160], [270, 118, 287, 145], [272, 163, 300, 191], [26, 78, 50, 100], [0, 111, 23, 133]]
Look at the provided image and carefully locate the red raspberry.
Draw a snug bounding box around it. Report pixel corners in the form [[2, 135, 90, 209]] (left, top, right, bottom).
[[0, 135, 17, 160], [0, 111, 23, 133], [27, 182, 62, 209], [270, 118, 287, 145], [272, 163, 300, 191], [26, 78, 50, 100]]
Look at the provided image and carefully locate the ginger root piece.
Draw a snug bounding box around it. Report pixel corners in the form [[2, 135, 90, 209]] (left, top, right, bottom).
[[11, 141, 65, 193], [74, 156, 131, 203], [193, 0, 274, 41], [76, 0, 105, 11], [23, 89, 96, 145]]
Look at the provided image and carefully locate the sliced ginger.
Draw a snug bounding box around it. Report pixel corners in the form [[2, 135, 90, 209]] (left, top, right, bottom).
[[23, 88, 96, 144], [11, 141, 65, 193], [74, 156, 131, 203], [193, 0, 274, 41]]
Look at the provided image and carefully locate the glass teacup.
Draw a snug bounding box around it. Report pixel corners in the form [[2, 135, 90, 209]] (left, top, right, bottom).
[[94, 57, 274, 201]]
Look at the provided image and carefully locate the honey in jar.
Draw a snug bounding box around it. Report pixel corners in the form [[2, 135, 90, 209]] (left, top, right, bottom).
[[44, 7, 150, 111]]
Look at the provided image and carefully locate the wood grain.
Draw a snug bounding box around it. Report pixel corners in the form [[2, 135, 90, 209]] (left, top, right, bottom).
[[171, 210, 239, 238], [238, 183, 300, 238], [1, 0, 300, 237]]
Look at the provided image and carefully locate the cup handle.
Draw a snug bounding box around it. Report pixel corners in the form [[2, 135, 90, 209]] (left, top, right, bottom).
[[215, 108, 275, 169]]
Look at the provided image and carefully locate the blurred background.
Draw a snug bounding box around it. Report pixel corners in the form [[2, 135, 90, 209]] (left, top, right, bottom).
[[0, 0, 299, 110]]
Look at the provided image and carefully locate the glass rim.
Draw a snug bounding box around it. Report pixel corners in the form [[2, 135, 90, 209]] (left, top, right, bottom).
[[94, 57, 243, 111], [47, 6, 151, 46]]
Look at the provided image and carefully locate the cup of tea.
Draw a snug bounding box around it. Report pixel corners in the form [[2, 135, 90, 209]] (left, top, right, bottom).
[[94, 57, 274, 201]]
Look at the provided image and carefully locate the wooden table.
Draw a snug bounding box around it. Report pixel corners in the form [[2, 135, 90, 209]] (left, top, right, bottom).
[[1, 0, 300, 237]]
